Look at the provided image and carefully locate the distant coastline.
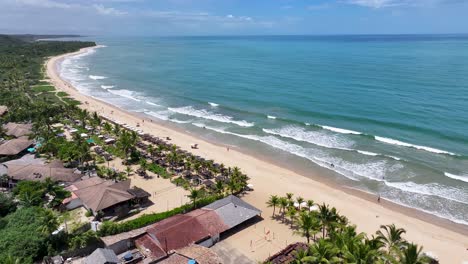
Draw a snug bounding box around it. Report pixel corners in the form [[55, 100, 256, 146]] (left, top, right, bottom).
[[46, 45, 468, 263]]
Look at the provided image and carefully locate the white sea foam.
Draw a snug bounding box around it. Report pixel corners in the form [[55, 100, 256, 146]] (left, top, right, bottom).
[[145, 101, 160, 107], [193, 124, 395, 182], [321, 125, 362, 135], [267, 115, 277, 119], [107, 89, 141, 102], [101, 85, 114, 89], [375, 136, 455, 155], [168, 106, 254, 127], [89, 75, 107, 80], [444, 172, 468, 183], [263, 126, 354, 149], [357, 150, 379, 156], [305, 122, 311, 126], [385, 181, 468, 205], [208, 102, 219, 107], [170, 118, 192, 124], [145, 110, 171, 121]]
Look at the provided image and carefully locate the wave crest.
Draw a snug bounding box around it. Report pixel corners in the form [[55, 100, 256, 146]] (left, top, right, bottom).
[[168, 106, 254, 127]]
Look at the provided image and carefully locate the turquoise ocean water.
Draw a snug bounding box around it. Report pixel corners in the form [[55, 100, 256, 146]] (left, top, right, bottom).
[[58, 35, 468, 225]]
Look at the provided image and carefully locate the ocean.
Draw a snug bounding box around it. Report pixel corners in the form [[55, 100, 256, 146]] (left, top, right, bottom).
[[58, 35, 468, 225]]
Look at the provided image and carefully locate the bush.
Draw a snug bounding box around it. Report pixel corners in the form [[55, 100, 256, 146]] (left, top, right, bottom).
[[98, 195, 222, 236], [148, 163, 171, 178]]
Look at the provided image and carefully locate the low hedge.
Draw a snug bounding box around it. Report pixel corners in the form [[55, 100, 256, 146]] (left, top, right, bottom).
[[98, 195, 222, 237], [147, 163, 171, 178]]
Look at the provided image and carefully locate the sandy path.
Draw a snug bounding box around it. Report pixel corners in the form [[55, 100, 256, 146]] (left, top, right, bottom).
[[46, 47, 468, 263]]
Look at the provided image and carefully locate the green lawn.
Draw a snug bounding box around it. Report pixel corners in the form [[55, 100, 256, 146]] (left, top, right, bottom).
[[32, 85, 55, 93], [57, 91, 69, 97]]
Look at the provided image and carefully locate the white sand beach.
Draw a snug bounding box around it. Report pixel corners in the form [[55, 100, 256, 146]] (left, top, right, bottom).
[[47, 47, 468, 263]]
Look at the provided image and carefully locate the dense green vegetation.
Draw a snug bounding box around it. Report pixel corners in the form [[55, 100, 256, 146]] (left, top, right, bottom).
[[0, 35, 95, 263], [265, 194, 437, 264], [0, 207, 59, 263]]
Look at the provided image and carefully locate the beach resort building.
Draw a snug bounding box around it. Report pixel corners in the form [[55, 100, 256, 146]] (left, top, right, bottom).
[[63, 177, 151, 218], [0, 155, 80, 188], [0, 136, 33, 158], [101, 195, 261, 263], [2, 122, 33, 137]]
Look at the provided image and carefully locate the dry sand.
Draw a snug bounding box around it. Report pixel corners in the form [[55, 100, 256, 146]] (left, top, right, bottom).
[[46, 47, 468, 263]]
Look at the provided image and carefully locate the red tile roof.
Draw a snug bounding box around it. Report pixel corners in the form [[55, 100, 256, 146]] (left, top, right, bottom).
[[135, 208, 228, 261]]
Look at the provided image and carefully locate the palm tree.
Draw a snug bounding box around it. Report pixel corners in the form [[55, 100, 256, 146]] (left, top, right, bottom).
[[39, 209, 59, 235], [399, 243, 431, 264], [125, 166, 133, 177], [376, 224, 407, 254], [187, 188, 200, 209], [215, 180, 224, 195], [296, 196, 304, 210], [343, 239, 380, 264], [103, 122, 112, 134], [3, 255, 23, 264], [306, 199, 314, 208], [279, 197, 289, 221], [307, 239, 340, 263], [286, 192, 294, 202], [317, 203, 338, 238], [139, 159, 148, 172], [267, 195, 280, 216], [294, 212, 321, 243], [286, 206, 298, 228]]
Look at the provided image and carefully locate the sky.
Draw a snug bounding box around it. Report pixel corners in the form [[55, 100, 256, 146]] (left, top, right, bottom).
[[1, 0, 468, 35]]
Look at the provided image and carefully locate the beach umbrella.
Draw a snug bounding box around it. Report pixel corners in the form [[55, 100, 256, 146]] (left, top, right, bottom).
[[300, 202, 307, 208], [247, 183, 254, 188], [309, 205, 319, 212], [293, 202, 300, 208]]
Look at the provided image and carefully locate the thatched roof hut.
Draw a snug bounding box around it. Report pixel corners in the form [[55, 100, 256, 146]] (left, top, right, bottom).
[[0, 137, 33, 156], [6, 161, 81, 182], [2, 122, 33, 138]]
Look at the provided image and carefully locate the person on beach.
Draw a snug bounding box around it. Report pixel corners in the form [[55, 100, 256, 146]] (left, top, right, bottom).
[[377, 195, 381, 203], [227, 147, 230, 152]]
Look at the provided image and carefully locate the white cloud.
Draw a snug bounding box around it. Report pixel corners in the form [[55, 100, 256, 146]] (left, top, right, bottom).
[[345, 0, 459, 8], [13, 0, 78, 9], [93, 4, 127, 16]]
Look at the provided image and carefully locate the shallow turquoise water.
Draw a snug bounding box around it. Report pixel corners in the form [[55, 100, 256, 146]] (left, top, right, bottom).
[[59, 35, 468, 225]]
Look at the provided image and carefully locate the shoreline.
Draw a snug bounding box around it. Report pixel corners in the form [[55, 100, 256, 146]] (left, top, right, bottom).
[[46, 46, 468, 263]]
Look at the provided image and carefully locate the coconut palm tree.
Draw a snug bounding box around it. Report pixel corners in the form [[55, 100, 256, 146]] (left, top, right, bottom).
[[399, 243, 431, 264], [294, 211, 321, 243], [103, 122, 112, 134], [125, 166, 133, 177], [307, 239, 340, 263], [267, 195, 280, 216], [279, 197, 289, 221], [343, 238, 380, 264], [286, 192, 294, 202], [187, 188, 200, 209], [296, 196, 304, 210], [286, 206, 298, 228], [317, 203, 338, 238], [376, 224, 407, 254], [38, 209, 59, 235]]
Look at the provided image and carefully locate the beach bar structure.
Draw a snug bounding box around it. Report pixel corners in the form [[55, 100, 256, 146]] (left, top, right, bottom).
[[0, 137, 34, 158], [101, 195, 261, 263], [2, 122, 32, 138]]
